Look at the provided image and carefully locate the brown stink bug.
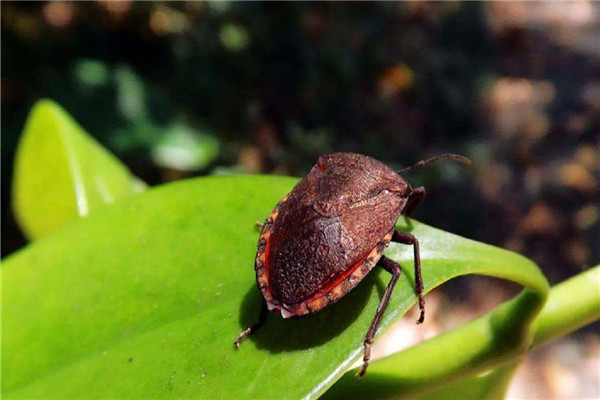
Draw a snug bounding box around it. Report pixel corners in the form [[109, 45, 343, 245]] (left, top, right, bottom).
[[234, 153, 470, 377]]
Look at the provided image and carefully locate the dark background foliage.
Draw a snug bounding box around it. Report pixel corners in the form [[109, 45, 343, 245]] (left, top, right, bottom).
[[2, 2, 599, 282]]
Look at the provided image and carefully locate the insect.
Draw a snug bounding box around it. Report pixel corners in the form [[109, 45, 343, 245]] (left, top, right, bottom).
[[234, 153, 470, 377]]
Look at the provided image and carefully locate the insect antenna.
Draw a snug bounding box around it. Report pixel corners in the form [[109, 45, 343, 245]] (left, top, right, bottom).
[[398, 154, 471, 175]]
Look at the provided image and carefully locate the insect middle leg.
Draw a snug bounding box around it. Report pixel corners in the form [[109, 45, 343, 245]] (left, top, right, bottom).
[[392, 229, 425, 324], [357, 255, 402, 378], [234, 298, 268, 348]]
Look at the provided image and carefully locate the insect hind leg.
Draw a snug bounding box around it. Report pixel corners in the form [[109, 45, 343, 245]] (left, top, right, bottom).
[[234, 298, 268, 348]]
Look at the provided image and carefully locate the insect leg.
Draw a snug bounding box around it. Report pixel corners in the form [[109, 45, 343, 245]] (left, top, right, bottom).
[[402, 186, 426, 218], [357, 255, 401, 378], [392, 230, 425, 324], [254, 220, 265, 229], [234, 298, 268, 348]]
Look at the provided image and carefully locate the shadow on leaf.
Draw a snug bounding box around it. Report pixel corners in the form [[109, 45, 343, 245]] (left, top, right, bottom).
[[237, 269, 388, 352]]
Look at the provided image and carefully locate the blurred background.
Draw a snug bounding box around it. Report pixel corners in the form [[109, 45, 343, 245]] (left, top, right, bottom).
[[2, 2, 599, 398]]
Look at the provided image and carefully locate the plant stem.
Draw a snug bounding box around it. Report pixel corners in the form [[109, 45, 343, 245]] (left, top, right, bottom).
[[532, 265, 600, 349]]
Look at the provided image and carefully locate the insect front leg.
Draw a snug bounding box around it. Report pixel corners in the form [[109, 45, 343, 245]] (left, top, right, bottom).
[[357, 255, 402, 378], [234, 298, 268, 348], [254, 220, 265, 229], [402, 186, 426, 218], [392, 230, 425, 324]]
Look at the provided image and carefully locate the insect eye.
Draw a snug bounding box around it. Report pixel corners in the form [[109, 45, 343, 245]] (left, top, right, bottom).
[[369, 186, 383, 197]]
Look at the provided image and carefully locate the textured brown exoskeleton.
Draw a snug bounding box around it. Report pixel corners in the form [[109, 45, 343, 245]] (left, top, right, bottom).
[[235, 153, 470, 377]]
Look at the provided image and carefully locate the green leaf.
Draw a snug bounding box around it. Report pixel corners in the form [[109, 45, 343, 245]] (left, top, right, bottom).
[[12, 99, 145, 239], [2, 176, 547, 399], [326, 267, 599, 400], [415, 363, 519, 400]]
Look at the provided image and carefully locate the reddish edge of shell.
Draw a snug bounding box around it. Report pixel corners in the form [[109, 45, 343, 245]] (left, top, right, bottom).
[[255, 197, 393, 318]]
